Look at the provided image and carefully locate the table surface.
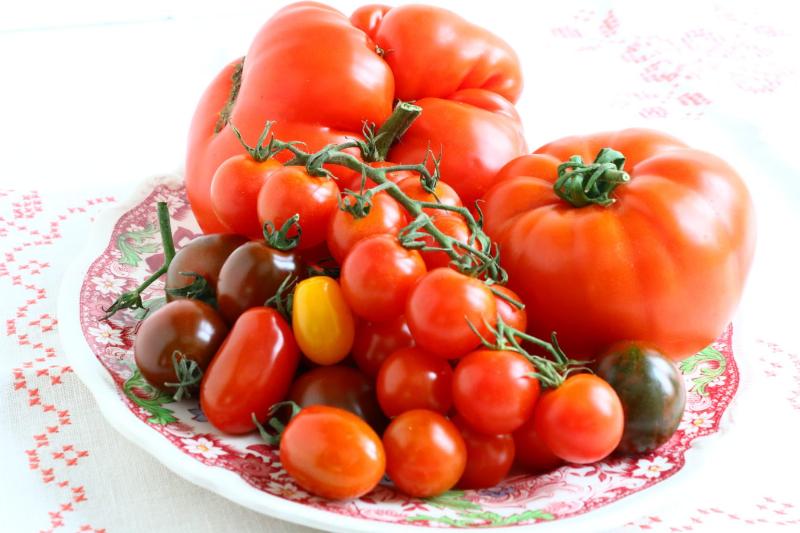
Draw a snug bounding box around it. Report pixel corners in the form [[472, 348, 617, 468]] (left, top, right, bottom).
[[2, 1, 800, 532]]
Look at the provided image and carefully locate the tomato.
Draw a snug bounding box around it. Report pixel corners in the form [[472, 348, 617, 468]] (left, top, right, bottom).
[[595, 343, 686, 454], [512, 414, 563, 472], [351, 316, 415, 379], [292, 276, 355, 365], [453, 416, 515, 490], [340, 235, 426, 323], [397, 177, 462, 218], [256, 166, 340, 251], [187, 3, 524, 232], [533, 374, 624, 464], [418, 214, 471, 270], [216, 241, 302, 324], [210, 155, 282, 238], [201, 307, 299, 434], [133, 300, 228, 392], [376, 347, 453, 417], [165, 233, 247, 301], [341, 161, 416, 192], [482, 129, 756, 361], [406, 268, 497, 359], [383, 409, 466, 498], [452, 350, 539, 434], [326, 191, 407, 264], [492, 285, 527, 332], [288, 365, 387, 431], [280, 405, 385, 500]]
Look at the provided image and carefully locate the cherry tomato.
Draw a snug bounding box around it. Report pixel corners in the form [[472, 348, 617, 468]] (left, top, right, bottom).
[[341, 235, 426, 323], [492, 285, 527, 332], [397, 177, 462, 217], [210, 155, 282, 238], [341, 160, 416, 193], [288, 365, 387, 431], [406, 268, 497, 358], [292, 276, 355, 365], [216, 241, 302, 324], [512, 414, 563, 472], [418, 214, 472, 271], [453, 350, 539, 434], [165, 233, 247, 301], [453, 415, 515, 490], [326, 191, 407, 264], [383, 409, 466, 498], [280, 405, 385, 500], [133, 299, 228, 392], [376, 347, 453, 417], [200, 307, 299, 434], [351, 316, 415, 379], [534, 374, 624, 464], [257, 166, 340, 251]]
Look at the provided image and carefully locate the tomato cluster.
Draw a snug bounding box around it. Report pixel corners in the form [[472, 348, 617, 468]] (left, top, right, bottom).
[[115, 0, 755, 505]]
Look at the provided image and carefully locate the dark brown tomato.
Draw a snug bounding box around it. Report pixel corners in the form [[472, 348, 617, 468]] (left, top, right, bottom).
[[216, 241, 302, 323], [288, 365, 388, 432], [133, 299, 228, 392], [165, 233, 248, 301]]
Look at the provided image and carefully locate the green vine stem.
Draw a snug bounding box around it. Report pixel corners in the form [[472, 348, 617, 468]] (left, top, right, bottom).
[[370, 101, 422, 162], [104, 202, 176, 318], [554, 147, 631, 207]]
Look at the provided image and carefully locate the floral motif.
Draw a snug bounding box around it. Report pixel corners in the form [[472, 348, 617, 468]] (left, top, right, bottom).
[[86, 322, 123, 346], [181, 437, 226, 460], [631, 457, 674, 479], [680, 410, 715, 434], [92, 273, 126, 295]]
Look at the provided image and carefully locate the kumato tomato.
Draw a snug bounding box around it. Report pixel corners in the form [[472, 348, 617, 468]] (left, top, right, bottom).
[[595, 343, 686, 454], [406, 268, 497, 359], [201, 307, 299, 434], [534, 374, 624, 464], [280, 405, 385, 500], [326, 191, 406, 264], [376, 347, 453, 417], [512, 414, 563, 472], [453, 415, 515, 490], [133, 299, 228, 392], [351, 316, 415, 379], [292, 276, 355, 365], [452, 350, 539, 435], [341, 235, 426, 323], [165, 233, 247, 301], [383, 409, 466, 498]]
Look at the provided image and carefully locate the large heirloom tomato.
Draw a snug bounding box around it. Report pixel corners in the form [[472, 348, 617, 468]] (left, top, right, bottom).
[[187, 2, 526, 233], [482, 129, 756, 361]]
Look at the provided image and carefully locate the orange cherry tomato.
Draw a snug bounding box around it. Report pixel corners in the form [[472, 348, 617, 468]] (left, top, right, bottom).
[[292, 276, 355, 365]]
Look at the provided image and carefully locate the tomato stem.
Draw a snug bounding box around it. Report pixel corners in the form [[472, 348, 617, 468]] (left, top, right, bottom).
[[371, 101, 422, 162], [263, 214, 302, 250], [163, 351, 204, 401], [554, 148, 630, 207], [252, 401, 302, 446]]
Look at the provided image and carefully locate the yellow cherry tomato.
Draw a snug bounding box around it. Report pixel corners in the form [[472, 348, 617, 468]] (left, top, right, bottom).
[[292, 276, 355, 365]]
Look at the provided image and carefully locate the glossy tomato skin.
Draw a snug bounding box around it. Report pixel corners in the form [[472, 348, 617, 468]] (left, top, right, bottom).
[[341, 160, 416, 193], [292, 276, 355, 365], [210, 155, 282, 238], [327, 192, 407, 264], [492, 285, 527, 332], [512, 414, 563, 472], [397, 177, 462, 218], [406, 268, 497, 359], [200, 307, 299, 434], [376, 347, 453, 417], [133, 300, 228, 391], [288, 365, 387, 432], [216, 241, 302, 324], [341, 235, 427, 323], [534, 374, 624, 464], [280, 405, 385, 500], [453, 350, 539, 435], [483, 129, 756, 361], [419, 214, 471, 270], [595, 343, 686, 454], [351, 316, 415, 379], [383, 409, 466, 498], [165, 233, 248, 301], [453, 416, 515, 490], [256, 166, 340, 251]]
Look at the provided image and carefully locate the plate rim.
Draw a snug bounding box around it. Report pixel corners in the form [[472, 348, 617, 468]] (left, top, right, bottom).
[[57, 174, 746, 533]]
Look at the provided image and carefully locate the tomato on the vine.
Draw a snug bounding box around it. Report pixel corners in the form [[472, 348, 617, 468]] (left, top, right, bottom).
[[376, 347, 453, 417], [453, 415, 515, 490], [165, 233, 247, 301], [292, 276, 355, 365], [397, 177, 462, 217], [492, 285, 527, 332], [351, 316, 415, 379], [406, 268, 497, 359], [383, 409, 466, 498], [211, 155, 282, 238], [418, 214, 472, 270], [327, 192, 407, 264], [533, 374, 624, 464], [280, 405, 385, 500]]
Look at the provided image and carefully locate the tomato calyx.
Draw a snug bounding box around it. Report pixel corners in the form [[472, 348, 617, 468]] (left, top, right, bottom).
[[555, 148, 631, 208], [164, 271, 215, 305], [163, 350, 204, 402], [252, 401, 302, 446], [263, 213, 302, 251], [265, 273, 298, 323], [229, 120, 281, 163]]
